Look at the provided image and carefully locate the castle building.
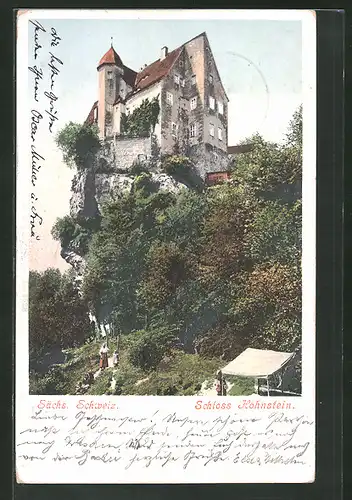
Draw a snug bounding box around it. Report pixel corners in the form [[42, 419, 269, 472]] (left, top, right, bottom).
[[86, 32, 230, 178]]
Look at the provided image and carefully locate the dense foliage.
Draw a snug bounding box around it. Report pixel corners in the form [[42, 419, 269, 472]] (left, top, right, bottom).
[[55, 122, 101, 169], [51, 214, 101, 256], [31, 107, 302, 394], [29, 268, 91, 372], [81, 107, 302, 365], [120, 97, 160, 138]]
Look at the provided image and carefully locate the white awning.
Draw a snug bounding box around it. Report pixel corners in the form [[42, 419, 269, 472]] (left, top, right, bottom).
[[221, 348, 295, 378]]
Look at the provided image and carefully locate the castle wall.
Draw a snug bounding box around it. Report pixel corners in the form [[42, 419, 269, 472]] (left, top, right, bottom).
[[97, 136, 152, 172], [203, 37, 229, 153], [190, 144, 230, 180]]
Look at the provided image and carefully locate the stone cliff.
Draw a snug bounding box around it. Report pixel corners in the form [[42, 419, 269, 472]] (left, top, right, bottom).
[[60, 141, 188, 305]]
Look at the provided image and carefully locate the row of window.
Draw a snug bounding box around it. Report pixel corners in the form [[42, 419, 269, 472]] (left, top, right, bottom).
[[166, 91, 224, 114], [171, 122, 223, 141]]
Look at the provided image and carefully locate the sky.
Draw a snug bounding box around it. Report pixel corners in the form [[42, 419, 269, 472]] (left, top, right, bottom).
[[26, 15, 302, 272]]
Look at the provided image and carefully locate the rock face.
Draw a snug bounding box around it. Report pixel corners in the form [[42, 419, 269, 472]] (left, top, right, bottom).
[[62, 151, 187, 276]]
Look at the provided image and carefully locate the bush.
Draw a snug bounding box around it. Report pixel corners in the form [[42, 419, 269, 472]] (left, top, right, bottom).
[[127, 325, 179, 371], [51, 215, 100, 254], [120, 97, 160, 138], [133, 172, 159, 197], [56, 122, 101, 169], [161, 155, 197, 186]]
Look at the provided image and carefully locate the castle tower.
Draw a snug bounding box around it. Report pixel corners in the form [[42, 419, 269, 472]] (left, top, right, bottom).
[[97, 43, 124, 139]]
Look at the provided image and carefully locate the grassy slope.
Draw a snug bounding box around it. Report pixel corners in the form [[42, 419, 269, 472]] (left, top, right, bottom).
[[30, 341, 255, 396]]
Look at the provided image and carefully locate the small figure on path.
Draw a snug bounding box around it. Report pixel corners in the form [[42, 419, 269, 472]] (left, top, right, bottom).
[[113, 349, 119, 367], [99, 343, 109, 370], [215, 370, 228, 396]]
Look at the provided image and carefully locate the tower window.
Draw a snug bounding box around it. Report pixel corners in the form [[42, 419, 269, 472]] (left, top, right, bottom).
[[218, 127, 223, 141], [190, 96, 197, 110], [218, 101, 224, 114], [166, 91, 173, 105], [209, 123, 215, 137], [107, 70, 113, 79], [190, 123, 197, 138], [191, 75, 196, 85], [209, 96, 215, 110]]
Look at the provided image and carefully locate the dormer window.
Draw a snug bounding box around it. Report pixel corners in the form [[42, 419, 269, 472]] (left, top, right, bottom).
[[191, 75, 196, 86], [209, 96, 215, 110], [190, 96, 197, 110], [166, 91, 173, 106]]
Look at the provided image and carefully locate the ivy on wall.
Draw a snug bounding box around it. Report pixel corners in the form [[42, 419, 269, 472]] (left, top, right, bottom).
[[121, 96, 160, 138]]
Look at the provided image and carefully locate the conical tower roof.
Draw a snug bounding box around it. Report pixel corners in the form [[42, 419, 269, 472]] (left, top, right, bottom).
[[97, 46, 123, 70]]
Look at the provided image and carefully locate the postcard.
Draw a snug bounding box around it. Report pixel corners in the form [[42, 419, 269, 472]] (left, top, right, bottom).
[[16, 9, 316, 483]]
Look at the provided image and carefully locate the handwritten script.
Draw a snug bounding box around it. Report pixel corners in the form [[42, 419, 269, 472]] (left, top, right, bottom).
[[16, 400, 314, 481], [28, 20, 63, 240]]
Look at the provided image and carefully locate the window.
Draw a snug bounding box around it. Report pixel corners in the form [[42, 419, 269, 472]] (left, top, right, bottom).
[[174, 74, 180, 84], [190, 96, 197, 110], [209, 96, 215, 110], [218, 101, 224, 115], [107, 70, 113, 79], [209, 74, 213, 84], [218, 127, 223, 141], [190, 123, 196, 138], [181, 78, 185, 87], [191, 74, 196, 85], [171, 122, 177, 136], [179, 60, 184, 68], [166, 91, 173, 105], [209, 123, 215, 137]]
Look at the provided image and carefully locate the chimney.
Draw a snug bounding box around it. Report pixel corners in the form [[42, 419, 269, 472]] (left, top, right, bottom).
[[161, 46, 168, 60]]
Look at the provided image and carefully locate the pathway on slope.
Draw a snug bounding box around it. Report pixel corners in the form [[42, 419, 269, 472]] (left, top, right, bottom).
[[93, 356, 114, 379]]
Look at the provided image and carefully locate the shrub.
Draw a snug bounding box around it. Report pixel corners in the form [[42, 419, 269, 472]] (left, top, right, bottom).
[[56, 122, 101, 169], [133, 172, 159, 197], [127, 325, 179, 371], [121, 97, 160, 138]]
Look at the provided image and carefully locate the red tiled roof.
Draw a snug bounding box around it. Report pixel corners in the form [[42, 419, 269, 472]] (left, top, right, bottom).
[[134, 47, 182, 93], [97, 46, 123, 69], [85, 101, 98, 125]]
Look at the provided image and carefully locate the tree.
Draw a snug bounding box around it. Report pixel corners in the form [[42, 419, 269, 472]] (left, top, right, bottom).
[[127, 323, 179, 371], [29, 269, 90, 370], [55, 122, 101, 169]]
